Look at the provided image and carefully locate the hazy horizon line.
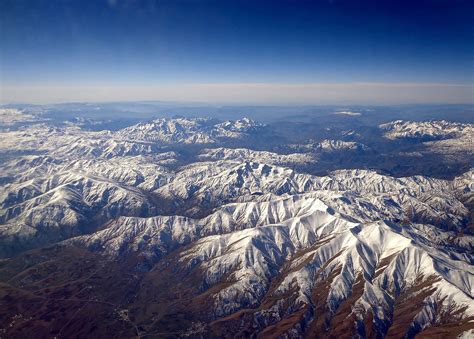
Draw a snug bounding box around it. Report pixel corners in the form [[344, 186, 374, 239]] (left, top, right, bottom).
[[2, 81, 473, 106]]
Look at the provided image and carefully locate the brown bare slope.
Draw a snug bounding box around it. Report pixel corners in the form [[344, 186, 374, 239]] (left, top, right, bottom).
[[1, 243, 472, 338]]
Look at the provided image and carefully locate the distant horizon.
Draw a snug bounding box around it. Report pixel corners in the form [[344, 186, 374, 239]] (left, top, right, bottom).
[[2, 82, 474, 106], [3, 101, 474, 108]]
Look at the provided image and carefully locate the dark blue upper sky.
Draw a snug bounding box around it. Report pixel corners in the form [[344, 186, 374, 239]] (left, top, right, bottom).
[[1, 0, 473, 103]]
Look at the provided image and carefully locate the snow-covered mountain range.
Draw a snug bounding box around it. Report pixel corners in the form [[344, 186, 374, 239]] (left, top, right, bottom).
[[380, 120, 473, 141], [0, 111, 472, 337], [116, 117, 264, 144]]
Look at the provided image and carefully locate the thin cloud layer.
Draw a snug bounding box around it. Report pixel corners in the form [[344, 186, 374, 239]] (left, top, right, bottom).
[[2, 82, 473, 105]]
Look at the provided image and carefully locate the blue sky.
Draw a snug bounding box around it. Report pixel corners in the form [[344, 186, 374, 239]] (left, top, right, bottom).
[[1, 0, 473, 104]]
